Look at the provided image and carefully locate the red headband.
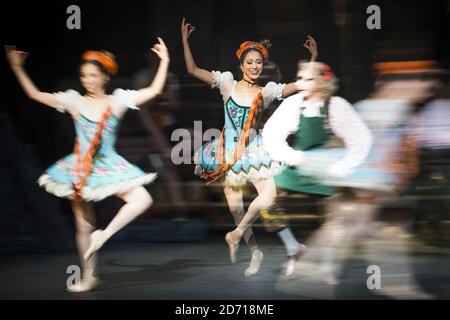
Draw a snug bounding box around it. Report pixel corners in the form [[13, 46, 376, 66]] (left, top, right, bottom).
[[235, 41, 269, 61], [81, 50, 118, 75], [319, 64, 335, 80]]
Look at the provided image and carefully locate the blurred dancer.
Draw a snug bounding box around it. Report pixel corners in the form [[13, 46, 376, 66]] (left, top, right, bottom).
[[5, 39, 169, 292], [324, 61, 438, 296], [262, 61, 372, 277], [284, 61, 438, 298], [181, 17, 317, 276], [407, 72, 450, 239]]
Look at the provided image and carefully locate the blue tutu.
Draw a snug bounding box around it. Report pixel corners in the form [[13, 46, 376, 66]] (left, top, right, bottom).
[[296, 129, 405, 191], [39, 106, 156, 202]]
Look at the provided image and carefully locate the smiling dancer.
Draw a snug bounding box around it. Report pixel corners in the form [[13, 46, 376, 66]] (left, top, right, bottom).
[[5, 38, 169, 292], [181, 17, 317, 276]]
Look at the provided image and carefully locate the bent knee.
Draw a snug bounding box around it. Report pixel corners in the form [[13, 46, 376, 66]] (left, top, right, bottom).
[[141, 191, 153, 210], [258, 195, 276, 210], [133, 188, 153, 211], [121, 187, 153, 211]]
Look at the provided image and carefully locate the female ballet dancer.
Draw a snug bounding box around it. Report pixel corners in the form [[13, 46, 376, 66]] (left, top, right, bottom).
[[5, 38, 169, 292], [181, 17, 317, 276], [262, 61, 372, 278]]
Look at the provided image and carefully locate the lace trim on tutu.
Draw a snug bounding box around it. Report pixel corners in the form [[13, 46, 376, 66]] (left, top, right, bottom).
[[38, 173, 157, 202], [195, 161, 282, 186]]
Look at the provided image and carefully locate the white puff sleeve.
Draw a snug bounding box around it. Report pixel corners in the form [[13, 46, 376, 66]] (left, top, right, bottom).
[[53, 89, 80, 116], [328, 96, 373, 175], [262, 81, 285, 107], [262, 93, 303, 163], [211, 71, 235, 102], [111, 89, 139, 118]]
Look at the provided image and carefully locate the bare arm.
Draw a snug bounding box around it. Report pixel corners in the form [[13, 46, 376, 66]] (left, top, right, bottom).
[[281, 35, 318, 98], [5, 45, 59, 108], [304, 35, 318, 62], [281, 83, 300, 98], [135, 37, 170, 107], [181, 18, 214, 85]]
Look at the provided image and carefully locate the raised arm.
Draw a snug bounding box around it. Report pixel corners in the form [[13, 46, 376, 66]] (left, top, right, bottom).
[[181, 18, 214, 85], [281, 35, 318, 98], [304, 35, 318, 62], [135, 37, 170, 107], [5, 45, 59, 109]]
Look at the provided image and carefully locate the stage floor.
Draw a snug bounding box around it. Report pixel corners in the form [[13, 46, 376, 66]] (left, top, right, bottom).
[[1, 233, 449, 300]]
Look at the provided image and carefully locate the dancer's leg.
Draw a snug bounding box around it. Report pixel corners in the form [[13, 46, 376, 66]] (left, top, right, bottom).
[[223, 184, 263, 275], [318, 194, 362, 285], [240, 178, 277, 233], [276, 192, 313, 276], [223, 185, 258, 252], [84, 186, 153, 261], [69, 200, 98, 292], [225, 178, 276, 265]]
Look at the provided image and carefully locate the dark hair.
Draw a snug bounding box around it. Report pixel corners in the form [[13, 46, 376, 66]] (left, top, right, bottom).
[[239, 48, 264, 65], [80, 60, 111, 77], [80, 50, 117, 76], [238, 40, 271, 65]]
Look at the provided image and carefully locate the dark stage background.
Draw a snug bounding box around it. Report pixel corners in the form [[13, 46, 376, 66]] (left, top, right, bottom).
[[1, 0, 450, 255]]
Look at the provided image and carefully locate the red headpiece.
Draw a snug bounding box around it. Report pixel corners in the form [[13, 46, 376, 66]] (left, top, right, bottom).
[[81, 50, 118, 75], [235, 41, 269, 61]]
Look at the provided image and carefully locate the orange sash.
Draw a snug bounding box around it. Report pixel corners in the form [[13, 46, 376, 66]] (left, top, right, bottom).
[[200, 92, 264, 185], [73, 107, 112, 200]]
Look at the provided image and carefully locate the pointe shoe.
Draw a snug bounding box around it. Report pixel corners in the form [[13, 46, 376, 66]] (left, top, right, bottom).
[[225, 231, 241, 264], [67, 275, 99, 293], [245, 249, 263, 276], [285, 244, 307, 277], [84, 230, 106, 261]]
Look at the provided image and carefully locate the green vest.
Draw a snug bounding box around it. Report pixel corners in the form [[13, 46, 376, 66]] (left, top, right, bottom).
[[274, 101, 334, 195]]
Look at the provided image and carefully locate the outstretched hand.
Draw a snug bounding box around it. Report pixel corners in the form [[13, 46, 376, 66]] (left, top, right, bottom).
[[181, 17, 196, 41], [303, 35, 318, 60], [5, 45, 29, 69], [151, 37, 170, 63]]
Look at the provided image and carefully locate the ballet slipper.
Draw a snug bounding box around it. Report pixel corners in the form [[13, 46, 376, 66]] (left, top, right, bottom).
[[225, 230, 241, 264], [245, 249, 263, 276], [285, 244, 307, 277], [84, 230, 106, 261], [67, 269, 99, 293]]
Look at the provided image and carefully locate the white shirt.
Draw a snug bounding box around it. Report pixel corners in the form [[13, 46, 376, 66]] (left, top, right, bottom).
[[262, 93, 373, 175]]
